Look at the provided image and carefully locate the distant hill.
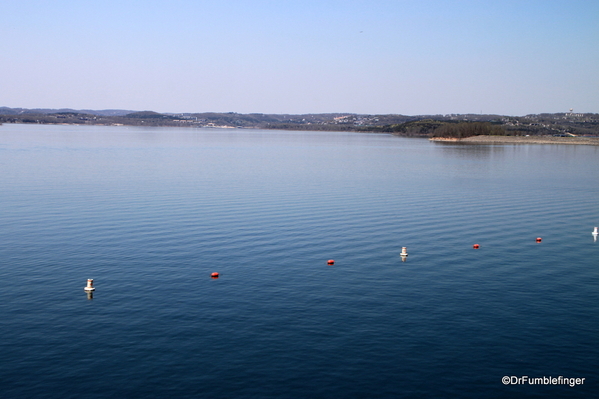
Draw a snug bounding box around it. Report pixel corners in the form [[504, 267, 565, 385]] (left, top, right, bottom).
[[124, 111, 177, 119], [1, 107, 597, 137], [0, 107, 135, 116]]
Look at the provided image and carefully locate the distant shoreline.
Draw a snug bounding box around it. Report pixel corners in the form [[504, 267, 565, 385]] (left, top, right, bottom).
[[4, 122, 599, 146], [2, 107, 598, 137], [430, 135, 599, 146]]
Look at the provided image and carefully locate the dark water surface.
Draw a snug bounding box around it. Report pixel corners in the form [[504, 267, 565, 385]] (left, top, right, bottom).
[[1, 124, 598, 398]]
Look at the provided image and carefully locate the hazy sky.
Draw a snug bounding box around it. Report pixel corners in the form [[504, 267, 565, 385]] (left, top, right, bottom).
[[2, 0, 598, 115]]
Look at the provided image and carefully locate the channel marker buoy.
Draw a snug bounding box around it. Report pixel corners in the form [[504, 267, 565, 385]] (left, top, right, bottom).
[[84, 279, 95, 292]]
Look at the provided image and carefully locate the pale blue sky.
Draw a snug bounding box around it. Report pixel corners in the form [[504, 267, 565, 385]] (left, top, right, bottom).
[[1, 0, 597, 115]]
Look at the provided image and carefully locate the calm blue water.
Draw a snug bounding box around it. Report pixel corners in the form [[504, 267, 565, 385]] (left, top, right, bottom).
[[1, 124, 598, 398]]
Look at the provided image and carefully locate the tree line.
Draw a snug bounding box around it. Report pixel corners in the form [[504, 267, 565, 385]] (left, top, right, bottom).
[[429, 122, 507, 138]]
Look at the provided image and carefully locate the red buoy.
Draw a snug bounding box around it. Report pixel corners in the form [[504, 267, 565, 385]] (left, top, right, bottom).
[[473, 244, 480, 249], [536, 237, 542, 243], [211, 272, 219, 278], [327, 259, 335, 265]]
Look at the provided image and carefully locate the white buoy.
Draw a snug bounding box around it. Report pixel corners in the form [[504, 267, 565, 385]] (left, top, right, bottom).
[[84, 278, 95, 291], [593, 227, 598, 236], [400, 247, 408, 257]]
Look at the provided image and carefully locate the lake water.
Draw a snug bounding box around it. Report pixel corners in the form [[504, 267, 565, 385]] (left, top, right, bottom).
[[1, 124, 598, 398]]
